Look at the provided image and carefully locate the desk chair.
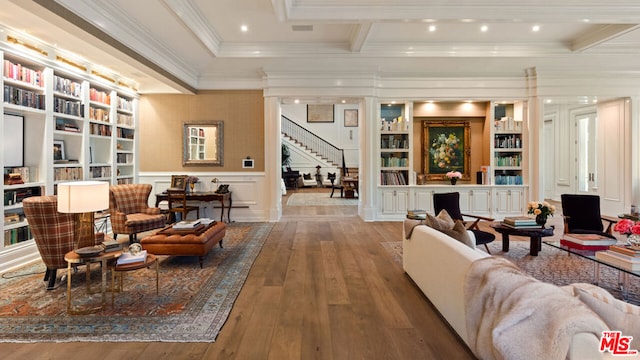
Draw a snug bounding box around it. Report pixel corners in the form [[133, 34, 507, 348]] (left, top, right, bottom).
[[560, 194, 617, 238], [167, 189, 200, 221], [327, 172, 344, 198], [433, 192, 495, 253]]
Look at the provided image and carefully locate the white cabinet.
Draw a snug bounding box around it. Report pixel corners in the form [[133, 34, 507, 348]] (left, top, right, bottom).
[[493, 187, 526, 218], [380, 188, 410, 216], [412, 188, 434, 214]]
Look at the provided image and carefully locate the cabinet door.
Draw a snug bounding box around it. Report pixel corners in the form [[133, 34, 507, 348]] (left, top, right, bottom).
[[413, 189, 433, 213], [396, 190, 409, 214], [494, 188, 512, 216], [470, 188, 492, 215], [508, 188, 525, 214], [493, 187, 525, 217], [381, 190, 396, 215], [458, 190, 472, 213]]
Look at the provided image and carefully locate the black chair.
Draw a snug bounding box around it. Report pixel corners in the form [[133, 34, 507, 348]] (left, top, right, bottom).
[[433, 192, 495, 253], [560, 194, 617, 238], [327, 172, 344, 198], [167, 189, 200, 222]]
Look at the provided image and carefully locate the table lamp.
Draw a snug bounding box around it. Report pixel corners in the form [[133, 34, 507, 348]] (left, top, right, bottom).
[[57, 181, 110, 248]]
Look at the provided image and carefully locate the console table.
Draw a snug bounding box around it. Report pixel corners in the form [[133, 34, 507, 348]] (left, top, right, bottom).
[[156, 191, 232, 222]]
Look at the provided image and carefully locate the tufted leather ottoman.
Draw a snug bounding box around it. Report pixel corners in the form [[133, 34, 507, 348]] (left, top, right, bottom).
[[140, 221, 226, 268]]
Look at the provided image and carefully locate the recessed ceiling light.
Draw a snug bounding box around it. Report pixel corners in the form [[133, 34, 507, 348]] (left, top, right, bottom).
[[428, 25, 436, 32], [532, 25, 540, 32], [481, 25, 488, 32], [241, 25, 248, 32], [341, 100, 346, 104], [294, 99, 300, 104]]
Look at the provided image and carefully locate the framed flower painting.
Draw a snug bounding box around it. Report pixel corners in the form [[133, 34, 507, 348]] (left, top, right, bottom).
[[422, 120, 471, 181]]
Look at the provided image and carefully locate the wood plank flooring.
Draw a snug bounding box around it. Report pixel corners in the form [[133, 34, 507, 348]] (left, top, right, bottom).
[[0, 188, 475, 360]]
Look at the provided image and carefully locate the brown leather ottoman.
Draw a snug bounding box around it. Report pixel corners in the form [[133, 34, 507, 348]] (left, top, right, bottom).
[[140, 221, 226, 268]]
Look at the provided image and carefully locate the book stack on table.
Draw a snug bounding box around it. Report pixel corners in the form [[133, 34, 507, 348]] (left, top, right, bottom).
[[101, 239, 121, 253], [560, 233, 618, 251], [500, 216, 540, 229], [595, 245, 640, 271], [406, 209, 426, 220], [173, 219, 202, 229]]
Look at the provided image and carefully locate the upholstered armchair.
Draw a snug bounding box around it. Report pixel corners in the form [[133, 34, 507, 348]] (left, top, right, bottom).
[[109, 184, 166, 243], [23, 195, 101, 290], [561, 194, 618, 238]]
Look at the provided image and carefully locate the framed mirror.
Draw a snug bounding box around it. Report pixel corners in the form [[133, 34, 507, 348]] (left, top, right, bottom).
[[183, 121, 224, 166]]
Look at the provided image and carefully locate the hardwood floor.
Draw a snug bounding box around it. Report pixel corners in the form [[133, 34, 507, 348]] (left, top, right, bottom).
[[1, 188, 475, 360]]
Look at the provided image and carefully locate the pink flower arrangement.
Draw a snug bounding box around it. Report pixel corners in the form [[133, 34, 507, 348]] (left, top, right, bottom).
[[613, 218, 640, 235], [445, 171, 462, 179]]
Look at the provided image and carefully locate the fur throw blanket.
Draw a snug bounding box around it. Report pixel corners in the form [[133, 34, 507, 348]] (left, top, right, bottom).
[[464, 257, 608, 360]]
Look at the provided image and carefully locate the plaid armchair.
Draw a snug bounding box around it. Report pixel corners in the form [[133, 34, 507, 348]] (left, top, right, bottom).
[[109, 184, 165, 243], [23, 195, 101, 290]]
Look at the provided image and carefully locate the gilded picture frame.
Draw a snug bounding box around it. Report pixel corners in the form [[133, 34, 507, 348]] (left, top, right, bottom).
[[422, 120, 471, 181]]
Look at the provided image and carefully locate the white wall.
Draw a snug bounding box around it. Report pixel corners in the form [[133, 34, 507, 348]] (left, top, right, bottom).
[[282, 103, 360, 167]]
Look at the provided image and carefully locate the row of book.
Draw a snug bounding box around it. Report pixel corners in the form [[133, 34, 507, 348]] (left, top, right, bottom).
[[381, 155, 408, 168], [4, 85, 45, 109], [54, 167, 83, 181], [117, 113, 134, 126], [90, 166, 112, 179], [4, 226, 32, 246], [53, 97, 83, 116], [380, 170, 407, 185], [89, 123, 112, 137], [494, 174, 523, 185], [595, 245, 640, 271], [89, 106, 110, 122], [494, 154, 522, 167], [406, 209, 426, 220], [5, 167, 30, 183], [500, 216, 540, 229], [89, 88, 110, 105], [560, 233, 617, 251], [116, 153, 134, 164], [4, 60, 43, 87], [53, 75, 82, 98], [117, 97, 133, 112]]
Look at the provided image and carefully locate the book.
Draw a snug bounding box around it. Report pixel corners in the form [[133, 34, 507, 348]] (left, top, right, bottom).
[[500, 222, 542, 229], [595, 251, 640, 271], [172, 219, 201, 229], [503, 216, 537, 226], [199, 218, 216, 226], [562, 233, 618, 246], [559, 239, 610, 251], [117, 250, 147, 265], [608, 245, 640, 257]]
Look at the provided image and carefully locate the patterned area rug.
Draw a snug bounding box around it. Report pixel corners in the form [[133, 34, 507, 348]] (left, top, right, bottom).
[[0, 222, 274, 342], [381, 238, 640, 304], [287, 192, 358, 206]]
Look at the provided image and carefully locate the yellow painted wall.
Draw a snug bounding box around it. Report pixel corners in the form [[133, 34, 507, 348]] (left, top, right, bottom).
[[138, 90, 264, 172]]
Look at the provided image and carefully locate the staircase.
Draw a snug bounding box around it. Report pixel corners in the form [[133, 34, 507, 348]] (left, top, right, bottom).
[[281, 115, 344, 168]]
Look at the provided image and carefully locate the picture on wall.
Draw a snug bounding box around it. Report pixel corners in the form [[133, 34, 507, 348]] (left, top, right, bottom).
[[307, 104, 334, 123], [344, 109, 358, 127], [422, 120, 471, 181]]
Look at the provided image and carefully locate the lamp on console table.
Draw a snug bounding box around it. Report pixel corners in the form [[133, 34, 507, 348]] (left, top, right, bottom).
[[57, 181, 109, 249]]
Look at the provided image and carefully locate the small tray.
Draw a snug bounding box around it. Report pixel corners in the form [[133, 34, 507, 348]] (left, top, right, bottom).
[[75, 246, 103, 258]]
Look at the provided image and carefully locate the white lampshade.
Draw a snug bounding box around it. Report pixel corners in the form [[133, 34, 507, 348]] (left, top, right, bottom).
[[57, 181, 109, 213]]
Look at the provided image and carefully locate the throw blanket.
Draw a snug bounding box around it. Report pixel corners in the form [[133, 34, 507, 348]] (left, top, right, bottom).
[[464, 257, 608, 360]]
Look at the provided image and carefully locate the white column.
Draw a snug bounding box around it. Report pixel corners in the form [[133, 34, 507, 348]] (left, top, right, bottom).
[[361, 97, 378, 221], [264, 96, 282, 221]]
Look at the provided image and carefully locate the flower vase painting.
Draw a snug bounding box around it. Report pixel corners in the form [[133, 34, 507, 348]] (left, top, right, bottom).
[[423, 121, 471, 181]]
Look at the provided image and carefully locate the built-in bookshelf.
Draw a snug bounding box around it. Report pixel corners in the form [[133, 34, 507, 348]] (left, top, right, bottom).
[[379, 103, 411, 186], [0, 38, 139, 270], [493, 102, 526, 185]]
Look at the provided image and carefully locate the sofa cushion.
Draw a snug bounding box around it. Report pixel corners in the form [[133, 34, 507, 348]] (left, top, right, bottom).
[[565, 282, 640, 351], [426, 209, 455, 232], [442, 220, 474, 248]]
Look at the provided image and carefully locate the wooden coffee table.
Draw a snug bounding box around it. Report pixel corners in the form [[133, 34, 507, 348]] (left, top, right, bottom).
[[110, 253, 159, 306], [490, 223, 555, 256]]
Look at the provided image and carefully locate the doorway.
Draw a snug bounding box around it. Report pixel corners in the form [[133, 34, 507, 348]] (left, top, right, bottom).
[[574, 110, 597, 195]]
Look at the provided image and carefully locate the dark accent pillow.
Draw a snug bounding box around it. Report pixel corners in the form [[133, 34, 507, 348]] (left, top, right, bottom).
[[303, 173, 312, 180]]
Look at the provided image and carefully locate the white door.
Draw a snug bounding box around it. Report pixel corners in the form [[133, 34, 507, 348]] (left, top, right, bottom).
[[575, 111, 597, 195]]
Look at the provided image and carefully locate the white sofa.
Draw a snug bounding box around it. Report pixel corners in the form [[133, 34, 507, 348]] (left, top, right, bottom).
[[402, 223, 638, 360]]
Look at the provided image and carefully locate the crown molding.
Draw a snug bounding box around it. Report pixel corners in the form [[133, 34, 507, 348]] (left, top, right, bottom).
[[163, 0, 222, 57]]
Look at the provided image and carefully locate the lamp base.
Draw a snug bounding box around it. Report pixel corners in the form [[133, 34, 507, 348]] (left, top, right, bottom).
[[75, 212, 96, 249]]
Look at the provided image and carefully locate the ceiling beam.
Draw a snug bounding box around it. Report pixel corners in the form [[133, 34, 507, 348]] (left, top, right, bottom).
[[163, 0, 222, 58], [571, 24, 640, 52], [350, 23, 373, 53]]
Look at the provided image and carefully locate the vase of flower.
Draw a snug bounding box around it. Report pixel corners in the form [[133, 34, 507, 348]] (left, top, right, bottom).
[[450, 178, 457, 185], [535, 214, 547, 227], [446, 171, 462, 186]]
